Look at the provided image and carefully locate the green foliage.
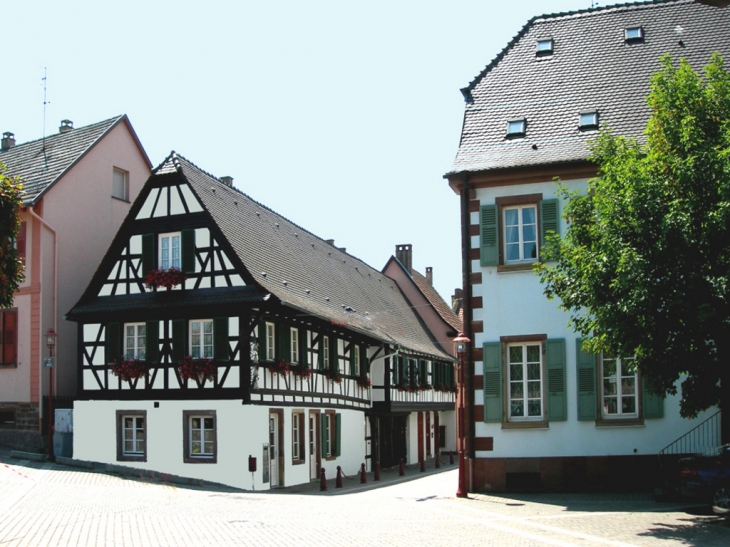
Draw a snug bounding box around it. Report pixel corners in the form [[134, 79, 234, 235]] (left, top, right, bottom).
[[536, 54, 730, 418], [0, 162, 24, 308]]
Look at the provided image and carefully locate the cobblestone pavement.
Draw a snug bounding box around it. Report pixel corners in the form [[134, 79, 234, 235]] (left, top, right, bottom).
[[2, 452, 729, 546]]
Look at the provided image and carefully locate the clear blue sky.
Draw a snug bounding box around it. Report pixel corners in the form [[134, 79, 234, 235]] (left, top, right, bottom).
[[4, 0, 595, 303]]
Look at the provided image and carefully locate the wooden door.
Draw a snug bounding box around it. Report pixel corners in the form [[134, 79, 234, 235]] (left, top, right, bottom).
[[309, 411, 320, 480], [417, 411, 424, 463]]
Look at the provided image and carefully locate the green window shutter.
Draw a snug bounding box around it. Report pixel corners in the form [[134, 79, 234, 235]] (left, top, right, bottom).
[[321, 413, 328, 455], [278, 324, 291, 362], [105, 322, 121, 364], [141, 233, 155, 276], [419, 359, 427, 385], [546, 338, 567, 422], [214, 317, 229, 361], [540, 199, 560, 262], [360, 345, 368, 374], [329, 337, 338, 372], [642, 377, 665, 419], [172, 319, 186, 362], [145, 320, 159, 363], [349, 345, 356, 375], [335, 413, 342, 457], [181, 229, 196, 274], [483, 342, 503, 423], [576, 338, 597, 421], [258, 322, 267, 362], [480, 204, 499, 267], [299, 328, 308, 367]]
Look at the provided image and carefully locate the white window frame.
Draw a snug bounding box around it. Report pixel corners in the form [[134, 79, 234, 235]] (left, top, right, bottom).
[[290, 327, 299, 364], [536, 38, 553, 54], [625, 26, 643, 41], [324, 413, 332, 458], [112, 168, 129, 201], [124, 323, 146, 360], [323, 336, 330, 369], [600, 355, 638, 418], [507, 342, 544, 422], [265, 322, 275, 361], [503, 204, 538, 264], [353, 344, 360, 375], [122, 415, 145, 456], [507, 118, 526, 136], [158, 232, 181, 270], [292, 411, 301, 461], [188, 414, 215, 458], [580, 110, 599, 129], [190, 319, 214, 359]]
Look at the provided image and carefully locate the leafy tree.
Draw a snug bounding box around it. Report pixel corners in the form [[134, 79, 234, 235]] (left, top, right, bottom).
[[0, 162, 24, 307], [536, 54, 730, 439]]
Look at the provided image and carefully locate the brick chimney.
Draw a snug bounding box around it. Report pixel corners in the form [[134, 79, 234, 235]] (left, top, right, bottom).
[[452, 288, 463, 314], [1, 132, 15, 150], [220, 176, 233, 187], [425, 267, 433, 286], [326, 239, 335, 246], [59, 120, 73, 133], [395, 244, 412, 271]]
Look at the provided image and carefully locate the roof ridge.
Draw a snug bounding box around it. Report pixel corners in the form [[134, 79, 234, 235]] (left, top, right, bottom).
[[1, 115, 124, 149], [461, 0, 685, 97]]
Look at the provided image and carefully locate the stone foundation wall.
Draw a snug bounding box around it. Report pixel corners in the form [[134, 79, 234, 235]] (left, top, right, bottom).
[[0, 403, 42, 451]]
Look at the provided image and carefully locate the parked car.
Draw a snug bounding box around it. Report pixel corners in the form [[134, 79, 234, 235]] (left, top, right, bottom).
[[679, 444, 730, 515]]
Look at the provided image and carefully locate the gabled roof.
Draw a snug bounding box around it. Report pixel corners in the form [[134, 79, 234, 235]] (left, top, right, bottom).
[[0, 115, 151, 205], [410, 269, 463, 334], [448, 0, 730, 176]]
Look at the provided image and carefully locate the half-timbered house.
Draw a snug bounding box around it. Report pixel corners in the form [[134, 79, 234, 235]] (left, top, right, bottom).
[[66, 153, 455, 489]]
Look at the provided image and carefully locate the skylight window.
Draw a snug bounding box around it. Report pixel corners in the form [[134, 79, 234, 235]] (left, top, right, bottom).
[[536, 38, 554, 55], [625, 26, 644, 42], [579, 110, 599, 129], [507, 118, 526, 137]]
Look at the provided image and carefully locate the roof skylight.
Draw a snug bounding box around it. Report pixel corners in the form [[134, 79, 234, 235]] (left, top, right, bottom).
[[579, 110, 599, 129], [625, 26, 644, 42], [507, 118, 526, 137], [536, 38, 554, 55]]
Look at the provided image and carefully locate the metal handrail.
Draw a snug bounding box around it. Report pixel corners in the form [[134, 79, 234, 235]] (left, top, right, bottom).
[[659, 410, 721, 456]]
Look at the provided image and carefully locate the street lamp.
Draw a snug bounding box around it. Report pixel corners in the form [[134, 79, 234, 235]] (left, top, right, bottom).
[[453, 332, 470, 498], [45, 328, 57, 462]]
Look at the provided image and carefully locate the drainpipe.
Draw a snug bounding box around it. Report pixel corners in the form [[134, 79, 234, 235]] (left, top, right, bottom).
[[459, 174, 475, 492]]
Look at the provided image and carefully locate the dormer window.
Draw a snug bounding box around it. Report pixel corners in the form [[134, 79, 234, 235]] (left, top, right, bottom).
[[507, 118, 526, 137], [625, 26, 644, 42], [536, 38, 554, 56], [579, 110, 599, 130]]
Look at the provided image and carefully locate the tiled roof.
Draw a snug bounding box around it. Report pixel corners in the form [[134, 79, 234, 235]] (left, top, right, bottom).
[[449, 0, 730, 175], [0, 115, 139, 205], [410, 268, 463, 334], [159, 153, 454, 361]]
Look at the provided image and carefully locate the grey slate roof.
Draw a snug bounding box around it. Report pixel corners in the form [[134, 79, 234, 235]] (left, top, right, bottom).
[[155, 153, 453, 361], [0, 115, 148, 204], [449, 0, 730, 175]]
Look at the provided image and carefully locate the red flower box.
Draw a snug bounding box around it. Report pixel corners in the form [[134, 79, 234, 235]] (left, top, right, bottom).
[[144, 267, 187, 291], [110, 357, 151, 383], [178, 355, 217, 383]]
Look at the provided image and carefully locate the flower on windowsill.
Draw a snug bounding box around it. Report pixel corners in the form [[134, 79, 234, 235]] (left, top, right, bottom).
[[449, 385, 458, 394], [144, 267, 187, 291], [291, 364, 312, 378], [110, 357, 151, 383], [178, 355, 217, 383], [356, 374, 371, 389], [268, 359, 290, 377], [325, 369, 343, 384], [419, 383, 432, 391], [396, 381, 413, 392]]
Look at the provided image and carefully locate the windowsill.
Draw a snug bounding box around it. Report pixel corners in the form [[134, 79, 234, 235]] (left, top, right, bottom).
[[0, 364, 18, 369], [497, 263, 536, 273], [325, 455, 336, 461], [596, 418, 644, 427], [502, 420, 549, 430], [292, 459, 305, 466], [184, 455, 217, 464], [118, 454, 146, 462], [111, 195, 131, 203]]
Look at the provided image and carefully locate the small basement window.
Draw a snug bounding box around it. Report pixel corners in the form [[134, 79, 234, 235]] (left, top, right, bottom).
[[625, 26, 644, 42], [579, 110, 599, 129], [536, 38, 554, 55], [507, 118, 526, 137]]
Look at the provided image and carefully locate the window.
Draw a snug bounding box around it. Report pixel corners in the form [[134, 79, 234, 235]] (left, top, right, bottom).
[[322, 336, 330, 369], [321, 411, 341, 460], [580, 110, 599, 129], [183, 411, 216, 463], [112, 168, 129, 201], [0, 309, 17, 367], [124, 323, 146, 360], [265, 322, 275, 361], [625, 26, 644, 42], [116, 411, 146, 462], [503, 205, 538, 263], [507, 118, 526, 137], [353, 344, 360, 375], [601, 354, 637, 418], [536, 38, 553, 55], [0, 409, 16, 429], [190, 320, 213, 359], [483, 337, 567, 426], [480, 196, 560, 268], [158, 232, 181, 270], [292, 411, 305, 463], [290, 328, 299, 364]]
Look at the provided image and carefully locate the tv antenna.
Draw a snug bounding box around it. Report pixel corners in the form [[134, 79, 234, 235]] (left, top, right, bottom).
[[42, 67, 50, 167], [591, 1, 599, 7]]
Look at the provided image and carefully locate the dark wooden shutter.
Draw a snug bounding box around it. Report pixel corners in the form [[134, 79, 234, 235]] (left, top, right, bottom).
[[335, 413, 342, 457], [349, 344, 356, 375], [576, 338, 597, 421], [546, 338, 567, 421], [278, 324, 291, 362], [105, 322, 121, 364], [329, 337, 337, 372], [258, 322, 267, 362], [2, 310, 17, 365], [141, 233, 155, 275], [321, 413, 328, 455], [214, 317, 229, 361], [299, 328, 308, 366], [483, 342, 503, 423], [171, 319, 186, 362], [642, 376, 665, 419], [360, 345, 368, 374], [540, 199, 560, 261], [480, 204, 499, 266], [145, 320, 159, 363], [181, 229, 195, 274], [16, 222, 26, 262]]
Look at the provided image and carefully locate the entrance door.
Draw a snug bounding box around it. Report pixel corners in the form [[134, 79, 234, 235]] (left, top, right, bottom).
[[269, 413, 279, 487], [309, 411, 320, 480], [417, 411, 424, 463]]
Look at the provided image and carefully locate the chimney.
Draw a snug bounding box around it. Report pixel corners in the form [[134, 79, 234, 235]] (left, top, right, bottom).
[[59, 120, 73, 133], [425, 267, 433, 286], [338, 247, 346, 253], [326, 239, 335, 246], [452, 288, 463, 313], [395, 244, 412, 271], [220, 176, 233, 187], [1, 132, 15, 150]]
